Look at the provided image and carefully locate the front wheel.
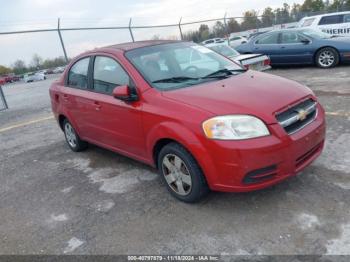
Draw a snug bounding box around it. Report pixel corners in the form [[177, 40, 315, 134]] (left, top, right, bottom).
[[316, 47, 339, 68], [63, 119, 88, 152], [158, 143, 209, 203]]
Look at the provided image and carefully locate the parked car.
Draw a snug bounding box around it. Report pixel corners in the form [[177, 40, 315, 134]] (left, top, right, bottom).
[[298, 11, 350, 36], [0, 77, 5, 85], [50, 40, 325, 202], [201, 38, 225, 45], [24, 72, 46, 83], [205, 43, 271, 71], [53, 66, 65, 74], [228, 35, 248, 47], [46, 69, 54, 75], [236, 28, 350, 68], [1, 74, 18, 83]]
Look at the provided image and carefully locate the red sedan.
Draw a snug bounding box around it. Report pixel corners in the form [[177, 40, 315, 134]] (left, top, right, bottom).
[[50, 40, 326, 202]]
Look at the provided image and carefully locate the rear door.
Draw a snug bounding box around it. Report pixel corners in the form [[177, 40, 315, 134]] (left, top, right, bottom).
[[278, 31, 314, 64], [62, 56, 93, 138], [252, 32, 281, 63], [87, 55, 145, 158]]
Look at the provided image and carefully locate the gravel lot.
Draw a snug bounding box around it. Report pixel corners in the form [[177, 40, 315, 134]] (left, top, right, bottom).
[[0, 67, 349, 256]]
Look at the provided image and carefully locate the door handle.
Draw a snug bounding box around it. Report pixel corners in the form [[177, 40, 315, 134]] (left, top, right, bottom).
[[281, 46, 286, 49], [93, 101, 101, 111]]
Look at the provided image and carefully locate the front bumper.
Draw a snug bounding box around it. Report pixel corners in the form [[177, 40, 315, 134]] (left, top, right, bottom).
[[196, 103, 326, 192]]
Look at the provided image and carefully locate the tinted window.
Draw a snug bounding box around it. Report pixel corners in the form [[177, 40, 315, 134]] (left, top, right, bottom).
[[256, 33, 279, 44], [68, 57, 90, 89], [93, 56, 130, 94], [344, 14, 350, 23], [319, 15, 343, 25]]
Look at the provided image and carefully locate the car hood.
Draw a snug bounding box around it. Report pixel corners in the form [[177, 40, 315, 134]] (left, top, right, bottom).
[[161, 71, 313, 124]]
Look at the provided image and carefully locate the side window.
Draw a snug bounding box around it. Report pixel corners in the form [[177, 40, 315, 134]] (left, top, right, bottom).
[[344, 14, 350, 23], [319, 15, 343, 25], [67, 57, 90, 89], [256, 33, 279, 44], [93, 56, 130, 94], [281, 32, 302, 44]]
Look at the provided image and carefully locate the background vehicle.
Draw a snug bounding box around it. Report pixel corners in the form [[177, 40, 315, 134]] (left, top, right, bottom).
[[0, 74, 19, 83], [50, 40, 325, 202], [298, 11, 350, 36], [0, 77, 5, 85], [205, 43, 271, 71], [24, 72, 46, 83], [53, 66, 65, 74], [201, 38, 225, 45], [228, 35, 248, 47], [236, 28, 350, 68]]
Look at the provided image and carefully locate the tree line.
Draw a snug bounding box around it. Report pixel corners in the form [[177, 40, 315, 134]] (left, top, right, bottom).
[[0, 54, 67, 76], [183, 0, 350, 42]]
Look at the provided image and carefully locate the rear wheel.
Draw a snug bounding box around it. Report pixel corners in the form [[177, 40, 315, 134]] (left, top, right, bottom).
[[316, 47, 339, 68], [63, 119, 88, 152], [157, 142, 209, 203]]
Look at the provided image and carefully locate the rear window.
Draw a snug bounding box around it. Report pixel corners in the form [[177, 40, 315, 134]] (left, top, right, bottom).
[[319, 15, 343, 25], [301, 18, 316, 27]]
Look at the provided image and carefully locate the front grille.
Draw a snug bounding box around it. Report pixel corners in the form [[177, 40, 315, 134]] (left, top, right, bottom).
[[276, 98, 317, 135]]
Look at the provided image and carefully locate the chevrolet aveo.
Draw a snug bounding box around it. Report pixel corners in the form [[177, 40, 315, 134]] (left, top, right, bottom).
[[50, 40, 326, 202]]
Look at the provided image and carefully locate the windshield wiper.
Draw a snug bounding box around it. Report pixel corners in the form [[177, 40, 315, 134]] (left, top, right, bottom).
[[152, 76, 198, 83], [202, 68, 246, 79]]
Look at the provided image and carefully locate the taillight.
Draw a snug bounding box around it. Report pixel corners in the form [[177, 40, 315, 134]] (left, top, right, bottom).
[[264, 59, 271, 66]]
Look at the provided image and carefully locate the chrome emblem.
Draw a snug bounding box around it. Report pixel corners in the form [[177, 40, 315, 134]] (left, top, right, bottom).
[[297, 109, 308, 121]]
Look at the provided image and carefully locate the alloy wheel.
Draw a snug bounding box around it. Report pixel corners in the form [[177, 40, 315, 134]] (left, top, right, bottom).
[[64, 122, 77, 148], [318, 50, 335, 67], [162, 154, 192, 196]]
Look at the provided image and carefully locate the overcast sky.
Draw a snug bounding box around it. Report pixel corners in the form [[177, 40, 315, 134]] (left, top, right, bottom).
[[0, 0, 304, 67]]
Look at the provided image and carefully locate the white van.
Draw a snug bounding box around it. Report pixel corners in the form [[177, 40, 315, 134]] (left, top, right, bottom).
[[298, 11, 350, 36]]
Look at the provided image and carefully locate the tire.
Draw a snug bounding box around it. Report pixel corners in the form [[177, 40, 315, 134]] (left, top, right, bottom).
[[63, 119, 88, 152], [157, 142, 209, 203], [315, 47, 339, 68]]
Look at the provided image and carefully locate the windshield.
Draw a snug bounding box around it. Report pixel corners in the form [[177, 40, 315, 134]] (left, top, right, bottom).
[[208, 44, 240, 58], [300, 29, 332, 39], [125, 42, 244, 91]]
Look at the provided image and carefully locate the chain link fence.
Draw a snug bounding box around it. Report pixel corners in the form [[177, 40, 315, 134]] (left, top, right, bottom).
[[1, 9, 349, 64]]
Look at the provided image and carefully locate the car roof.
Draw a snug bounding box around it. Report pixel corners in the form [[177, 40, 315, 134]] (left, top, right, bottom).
[[300, 11, 350, 19], [103, 40, 183, 52]]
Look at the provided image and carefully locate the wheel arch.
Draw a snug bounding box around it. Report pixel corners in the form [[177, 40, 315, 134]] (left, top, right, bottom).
[[147, 122, 217, 188], [58, 114, 67, 131]]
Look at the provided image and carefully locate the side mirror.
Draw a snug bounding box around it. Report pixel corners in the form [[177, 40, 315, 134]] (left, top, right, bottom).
[[301, 39, 310, 45], [112, 85, 138, 102]]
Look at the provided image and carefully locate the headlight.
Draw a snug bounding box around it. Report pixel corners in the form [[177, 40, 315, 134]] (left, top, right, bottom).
[[202, 115, 270, 140]]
